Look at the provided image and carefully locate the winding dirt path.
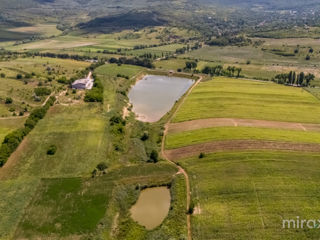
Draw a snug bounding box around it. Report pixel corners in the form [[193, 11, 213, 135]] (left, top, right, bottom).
[[168, 118, 320, 134], [161, 76, 202, 240], [165, 140, 320, 160]]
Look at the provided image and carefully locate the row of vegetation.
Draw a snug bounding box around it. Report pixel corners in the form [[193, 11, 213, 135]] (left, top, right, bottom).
[[273, 71, 315, 86], [84, 76, 104, 102], [201, 65, 242, 77], [0, 96, 56, 166]]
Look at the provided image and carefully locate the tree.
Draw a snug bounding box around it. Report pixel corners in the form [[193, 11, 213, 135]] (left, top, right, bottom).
[[236, 68, 242, 78], [298, 72, 305, 86], [0, 73, 5, 78], [305, 73, 315, 86], [16, 74, 22, 79]]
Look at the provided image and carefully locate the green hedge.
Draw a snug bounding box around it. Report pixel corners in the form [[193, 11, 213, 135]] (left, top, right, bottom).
[[0, 96, 56, 167], [84, 77, 104, 103]]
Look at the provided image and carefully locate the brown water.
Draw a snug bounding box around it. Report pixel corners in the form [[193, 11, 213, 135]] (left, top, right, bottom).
[[130, 187, 171, 230], [128, 75, 194, 122]]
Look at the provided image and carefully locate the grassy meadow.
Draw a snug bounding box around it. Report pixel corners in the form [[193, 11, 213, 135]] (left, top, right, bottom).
[[0, 104, 110, 179], [173, 77, 320, 123]]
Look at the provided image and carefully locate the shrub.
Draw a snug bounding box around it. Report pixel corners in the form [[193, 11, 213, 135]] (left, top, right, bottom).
[[199, 152, 205, 159], [16, 74, 22, 79], [84, 77, 103, 103], [5, 97, 13, 104], [47, 145, 57, 155], [96, 162, 108, 171], [141, 132, 149, 141], [0, 73, 5, 78], [149, 150, 159, 163]]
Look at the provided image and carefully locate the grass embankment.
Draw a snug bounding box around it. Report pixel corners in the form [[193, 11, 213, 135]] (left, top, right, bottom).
[[180, 151, 320, 239], [166, 127, 320, 149], [173, 77, 320, 123]]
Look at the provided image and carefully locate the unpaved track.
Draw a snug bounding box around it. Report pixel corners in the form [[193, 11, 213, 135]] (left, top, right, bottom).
[[161, 76, 202, 240], [168, 118, 320, 134], [165, 140, 320, 160]]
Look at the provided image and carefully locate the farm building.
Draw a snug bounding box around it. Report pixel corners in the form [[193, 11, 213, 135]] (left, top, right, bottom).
[[72, 72, 94, 90]]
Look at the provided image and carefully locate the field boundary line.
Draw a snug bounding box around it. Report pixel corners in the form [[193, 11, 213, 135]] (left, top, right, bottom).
[[168, 118, 320, 134], [161, 75, 202, 240], [165, 140, 320, 160]]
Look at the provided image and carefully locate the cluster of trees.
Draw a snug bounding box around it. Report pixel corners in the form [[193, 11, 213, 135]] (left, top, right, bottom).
[[0, 96, 56, 166], [185, 61, 197, 70], [273, 71, 315, 86], [202, 65, 242, 77], [34, 87, 51, 96], [109, 57, 154, 68], [176, 43, 202, 55], [84, 77, 104, 103], [206, 36, 252, 47], [33, 52, 96, 62]]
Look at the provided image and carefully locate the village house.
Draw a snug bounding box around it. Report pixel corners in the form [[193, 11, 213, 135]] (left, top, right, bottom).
[[72, 72, 94, 90]]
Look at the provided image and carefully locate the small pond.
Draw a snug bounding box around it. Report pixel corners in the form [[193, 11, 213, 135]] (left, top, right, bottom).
[[128, 75, 194, 122], [130, 187, 171, 230]]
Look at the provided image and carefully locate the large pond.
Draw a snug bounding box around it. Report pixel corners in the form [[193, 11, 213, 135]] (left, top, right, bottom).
[[128, 75, 194, 122], [130, 187, 171, 230]]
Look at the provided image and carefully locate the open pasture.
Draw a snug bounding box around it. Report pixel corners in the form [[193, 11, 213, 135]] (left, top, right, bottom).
[[173, 77, 320, 124], [0, 104, 109, 180]]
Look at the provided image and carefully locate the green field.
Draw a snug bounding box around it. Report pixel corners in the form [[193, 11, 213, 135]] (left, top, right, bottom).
[[0, 118, 26, 143], [173, 77, 320, 123], [180, 151, 320, 239], [1, 104, 110, 179], [166, 127, 320, 149]]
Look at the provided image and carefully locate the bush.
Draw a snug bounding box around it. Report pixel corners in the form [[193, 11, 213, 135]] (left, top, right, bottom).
[[149, 150, 159, 163], [84, 77, 103, 103], [5, 97, 13, 104], [0, 73, 5, 78], [47, 145, 57, 155], [199, 152, 205, 159], [16, 74, 22, 79], [141, 132, 149, 141], [96, 162, 108, 171]]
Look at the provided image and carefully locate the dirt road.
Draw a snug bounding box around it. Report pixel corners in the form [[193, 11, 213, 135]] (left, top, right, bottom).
[[161, 76, 202, 240]]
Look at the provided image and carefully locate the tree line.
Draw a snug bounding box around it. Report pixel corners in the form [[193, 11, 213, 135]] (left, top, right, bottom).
[[202, 65, 242, 77], [273, 71, 315, 86], [0, 96, 56, 167]]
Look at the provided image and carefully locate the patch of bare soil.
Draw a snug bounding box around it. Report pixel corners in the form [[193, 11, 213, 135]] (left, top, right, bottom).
[[168, 118, 320, 134], [165, 140, 320, 160]]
